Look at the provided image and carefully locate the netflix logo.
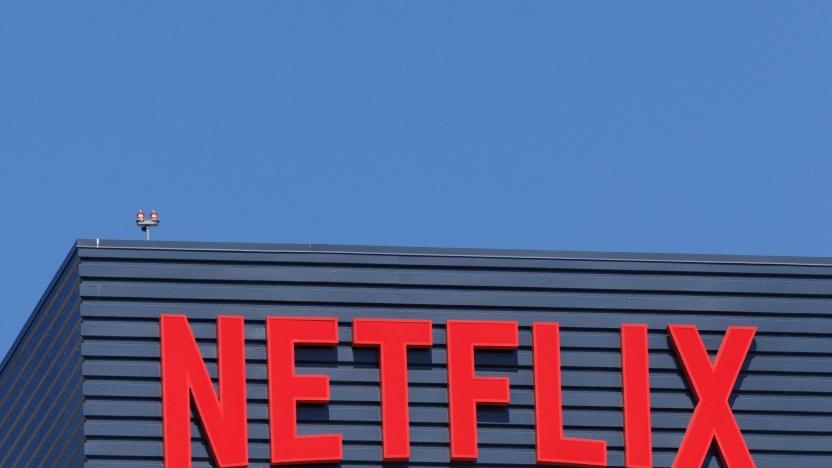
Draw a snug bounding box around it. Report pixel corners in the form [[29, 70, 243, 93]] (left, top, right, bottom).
[[159, 316, 757, 468]]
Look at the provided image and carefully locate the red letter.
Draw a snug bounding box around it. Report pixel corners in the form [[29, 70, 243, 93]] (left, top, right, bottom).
[[160, 314, 248, 468], [533, 322, 606, 466], [353, 319, 433, 460], [267, 317, 342, 464], [668, 325, 756, 468], [621, 324, 652, 468], [446, 320, 518, 461]]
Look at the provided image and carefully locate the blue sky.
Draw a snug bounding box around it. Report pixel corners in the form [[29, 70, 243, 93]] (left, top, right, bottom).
[[1, 2, 831, 356]]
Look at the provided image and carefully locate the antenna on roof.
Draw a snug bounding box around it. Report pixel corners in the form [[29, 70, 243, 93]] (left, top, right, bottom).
[[135, 209, 160, 240]]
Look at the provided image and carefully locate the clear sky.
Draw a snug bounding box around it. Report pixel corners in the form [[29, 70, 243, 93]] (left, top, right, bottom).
[[1, 2, 831, 357]]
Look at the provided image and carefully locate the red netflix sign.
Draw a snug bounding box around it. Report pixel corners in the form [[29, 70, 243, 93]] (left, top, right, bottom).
[[159, 315, 757, 468]]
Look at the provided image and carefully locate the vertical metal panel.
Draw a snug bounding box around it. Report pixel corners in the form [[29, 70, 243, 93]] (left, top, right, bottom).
[[0, 252, 84, 467]]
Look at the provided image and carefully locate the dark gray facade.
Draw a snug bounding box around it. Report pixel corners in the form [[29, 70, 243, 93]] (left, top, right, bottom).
[[0, 248, 84, 467], [1, 239, 831, 467]]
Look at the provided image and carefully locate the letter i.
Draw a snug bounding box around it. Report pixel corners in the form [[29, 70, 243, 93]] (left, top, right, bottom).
[[621, 324, 652, 468]]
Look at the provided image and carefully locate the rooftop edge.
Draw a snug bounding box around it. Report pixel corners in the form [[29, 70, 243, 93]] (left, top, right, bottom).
[[75, 238, 832, 266]]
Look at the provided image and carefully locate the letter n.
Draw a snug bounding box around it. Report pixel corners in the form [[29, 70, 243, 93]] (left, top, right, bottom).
[[161, 314, 248, 467]]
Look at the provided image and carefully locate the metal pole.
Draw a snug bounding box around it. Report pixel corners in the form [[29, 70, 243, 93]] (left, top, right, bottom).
[[146, 228, 150, 241]]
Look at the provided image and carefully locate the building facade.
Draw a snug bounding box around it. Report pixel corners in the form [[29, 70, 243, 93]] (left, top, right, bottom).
[[0, 239, 830, 467]]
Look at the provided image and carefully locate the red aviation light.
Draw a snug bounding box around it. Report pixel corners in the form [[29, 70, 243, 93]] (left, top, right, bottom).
[[135, 208, 159, 240]]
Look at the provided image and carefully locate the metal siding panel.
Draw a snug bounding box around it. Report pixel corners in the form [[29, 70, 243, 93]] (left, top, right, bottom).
[[78, 260, 832, 296], [78, 355, 832, 394], [0, 336, 81, 465], [0, 306, 79, 444], [80, 402, 831, 433], [78, 350, 832, 378], [76, 244, 832, 277], [80, 301, 832, 336], [0, 272, 78, 401], [76, 243, 832, 467], [77, 281, 832, 316], [0, 256, 84, 467]]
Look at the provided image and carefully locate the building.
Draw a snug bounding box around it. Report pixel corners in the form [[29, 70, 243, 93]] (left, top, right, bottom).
[[0, 239, 829, 467]]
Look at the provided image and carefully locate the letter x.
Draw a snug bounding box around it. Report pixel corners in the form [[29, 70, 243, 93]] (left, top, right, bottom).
[[668, 325, 756, 468]]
